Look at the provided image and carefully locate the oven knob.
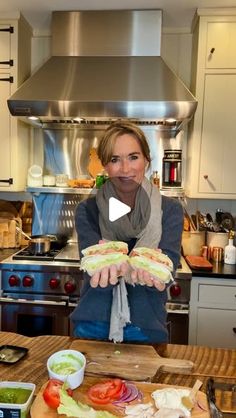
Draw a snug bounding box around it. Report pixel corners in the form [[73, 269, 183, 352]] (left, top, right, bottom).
[[9, 275, 20, 287], [64, 281, 76, 294], [49, 278, 59, 289], [170, 282, 181, 297], [23, 276, 34, 287]]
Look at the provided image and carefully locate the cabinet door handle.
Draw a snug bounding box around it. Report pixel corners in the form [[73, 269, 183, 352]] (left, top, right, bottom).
[[203, 174, 208, 179], [233, 327, 236, 334], [0, 76, 13, 83], [0, 59, 13, 66], [0, 178, 13, 185], [210, 48, 215, 54], [0, 26, 14, 33]]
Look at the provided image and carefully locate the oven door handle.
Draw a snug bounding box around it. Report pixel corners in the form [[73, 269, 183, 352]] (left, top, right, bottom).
[[166, 302, 189, 314], [166, 308, 189, 314], [0, 297, 68, 306]]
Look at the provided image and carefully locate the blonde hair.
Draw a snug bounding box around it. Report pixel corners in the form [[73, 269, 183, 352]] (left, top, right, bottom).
[[97, 120, 151, 167]]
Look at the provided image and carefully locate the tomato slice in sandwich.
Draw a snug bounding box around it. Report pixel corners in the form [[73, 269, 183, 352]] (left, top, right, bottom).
[[88, 248, 127, 255], [87, 379, 124, 404]]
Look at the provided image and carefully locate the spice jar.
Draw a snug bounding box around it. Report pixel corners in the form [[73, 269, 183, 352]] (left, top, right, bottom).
[[56, 174, 69, 187], [43, 175, 56, 186]]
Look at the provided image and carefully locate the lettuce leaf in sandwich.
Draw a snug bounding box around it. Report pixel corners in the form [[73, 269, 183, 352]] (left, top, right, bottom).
[[129, 255, 173, 283], [81, 253, 129, 276]]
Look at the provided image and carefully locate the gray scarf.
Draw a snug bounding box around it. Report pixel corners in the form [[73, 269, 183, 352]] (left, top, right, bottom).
[[96, 177, 162, 342]]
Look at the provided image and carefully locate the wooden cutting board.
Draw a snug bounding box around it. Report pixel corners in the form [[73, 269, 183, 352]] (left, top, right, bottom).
[[31, 377, 209, 418], [69, 340, 194, 381], [185, 256, 213, 270]]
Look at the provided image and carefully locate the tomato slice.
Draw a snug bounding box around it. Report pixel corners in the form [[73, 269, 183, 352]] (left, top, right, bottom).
[[87, 379, 123, 405], [43, 379, 73, 409], [105, 379, 124, 398]]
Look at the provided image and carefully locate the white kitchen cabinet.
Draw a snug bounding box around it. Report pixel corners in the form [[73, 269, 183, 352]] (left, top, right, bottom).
[[189, 276, 236, 349], [186, 9, 236, 198], [0, 24, 12, 68], [206, 21, 236, 68], [0, 13, 31, 191], [198, 74, 236, 194]]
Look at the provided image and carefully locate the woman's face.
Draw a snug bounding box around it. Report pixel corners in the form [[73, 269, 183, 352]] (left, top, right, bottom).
[[104, 133, 147, 197]]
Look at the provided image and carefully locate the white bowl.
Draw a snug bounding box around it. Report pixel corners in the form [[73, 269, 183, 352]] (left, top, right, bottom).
[[47, 349, 86, 389]]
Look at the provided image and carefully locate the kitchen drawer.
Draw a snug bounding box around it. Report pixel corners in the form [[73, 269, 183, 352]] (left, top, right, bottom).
[[196, 307, 236, 349], [198, 283, 236, 305]]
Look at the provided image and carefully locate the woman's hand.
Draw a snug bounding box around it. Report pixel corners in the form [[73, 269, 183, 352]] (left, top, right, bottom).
[[130, 268, 166, 291], [90, 262, 129, 288]]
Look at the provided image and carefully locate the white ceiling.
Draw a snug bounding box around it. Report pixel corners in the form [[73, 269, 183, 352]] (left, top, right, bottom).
[[1, 0, 236, 32]]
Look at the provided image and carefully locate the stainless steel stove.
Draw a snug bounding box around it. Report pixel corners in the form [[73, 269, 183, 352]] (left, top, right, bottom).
[[12, 247, 62, 261], [0, 243, 83, 337]]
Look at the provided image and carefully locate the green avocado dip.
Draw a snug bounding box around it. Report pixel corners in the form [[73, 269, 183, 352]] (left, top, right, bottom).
[[0, 387, 32, 404], [51, 353, 83, 375]]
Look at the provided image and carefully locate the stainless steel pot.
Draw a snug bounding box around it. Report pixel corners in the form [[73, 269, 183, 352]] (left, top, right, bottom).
[[28, 234, 68, 254], [28, 236, 52, 254], [16, 225, 68, 254]]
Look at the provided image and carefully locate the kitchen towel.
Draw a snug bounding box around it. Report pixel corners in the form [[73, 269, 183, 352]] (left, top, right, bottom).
[[108, 278, 130, 343]]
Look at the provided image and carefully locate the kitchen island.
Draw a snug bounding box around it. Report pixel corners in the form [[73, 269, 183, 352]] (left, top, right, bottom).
[[0, 332, 235, 416]]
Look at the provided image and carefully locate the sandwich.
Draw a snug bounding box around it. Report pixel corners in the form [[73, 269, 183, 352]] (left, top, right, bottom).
[[129, 247, 174, 283], [80, 241, 129, 276], [81, 242, 174, 283]]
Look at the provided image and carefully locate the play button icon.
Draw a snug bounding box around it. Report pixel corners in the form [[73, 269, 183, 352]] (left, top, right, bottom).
[[109, 197, 131, 222]]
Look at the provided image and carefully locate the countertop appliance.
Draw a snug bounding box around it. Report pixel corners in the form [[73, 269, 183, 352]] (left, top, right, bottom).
[[0, 244, 192, 343], [162, 149, 182, 188]]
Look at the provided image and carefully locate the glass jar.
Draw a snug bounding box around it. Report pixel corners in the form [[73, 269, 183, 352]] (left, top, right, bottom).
[[55, 174, 69, 187]]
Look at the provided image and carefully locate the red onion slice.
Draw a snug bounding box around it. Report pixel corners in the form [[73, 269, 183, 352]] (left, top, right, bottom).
[[112, 382, 142, 405], [197, 399, 208, 411]]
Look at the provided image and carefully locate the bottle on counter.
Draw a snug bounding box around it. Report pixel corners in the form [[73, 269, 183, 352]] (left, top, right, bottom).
[[224, 230, 236, 264], [150, 171, 160, 188], [95, 171, 108, 189]]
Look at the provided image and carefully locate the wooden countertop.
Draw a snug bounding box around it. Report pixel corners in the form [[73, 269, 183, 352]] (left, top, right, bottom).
[[0, 332, 235, 414]]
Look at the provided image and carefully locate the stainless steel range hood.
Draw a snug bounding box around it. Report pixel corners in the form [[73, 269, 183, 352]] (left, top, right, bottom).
[[8, 10, 197, 130]]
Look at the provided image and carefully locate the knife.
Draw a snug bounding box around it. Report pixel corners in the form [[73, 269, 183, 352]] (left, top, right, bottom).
[[206, 378, 223, 418]]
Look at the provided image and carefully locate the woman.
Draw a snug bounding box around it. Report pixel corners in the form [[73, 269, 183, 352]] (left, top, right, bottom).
[[71, 121, 183, 343]]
